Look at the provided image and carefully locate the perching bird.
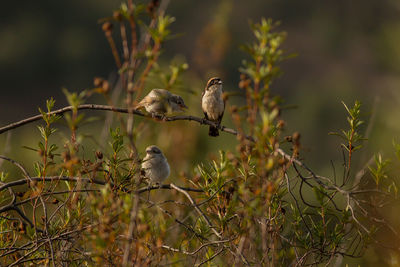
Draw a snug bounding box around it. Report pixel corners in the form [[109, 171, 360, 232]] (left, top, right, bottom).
[[135, 89, 187, 116], [202, 77, 225, 137], [141, 145, 170, 184]]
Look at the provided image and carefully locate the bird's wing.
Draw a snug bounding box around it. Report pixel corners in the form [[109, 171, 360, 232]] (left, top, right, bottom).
[[151, 89, 171, 98], [217, 111, 224, 125], [203, 111, 209, 120]]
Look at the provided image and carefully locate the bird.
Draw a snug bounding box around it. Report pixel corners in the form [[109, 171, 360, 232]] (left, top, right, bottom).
[[135, 89, 187, 117], [201, 77, 225, 137], [141, 145, 170, 184]]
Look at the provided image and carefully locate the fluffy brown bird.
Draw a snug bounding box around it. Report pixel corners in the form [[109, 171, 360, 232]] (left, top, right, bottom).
[[135, 89, 187, 116], [201, 77, 225, 137]]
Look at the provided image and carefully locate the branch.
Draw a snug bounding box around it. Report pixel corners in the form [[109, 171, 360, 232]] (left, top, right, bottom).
[[161, 238, 232, 256], [0, 104, 254, 142], [0, 176, 106, 192], [170, 183, 222, 239], [0, 176, 202, 196], [135, 184, 203, 194], [0, 104, 136, 134]]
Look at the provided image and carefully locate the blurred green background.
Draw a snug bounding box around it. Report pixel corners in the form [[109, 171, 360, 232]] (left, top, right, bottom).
[[1, 0, 400, 265]]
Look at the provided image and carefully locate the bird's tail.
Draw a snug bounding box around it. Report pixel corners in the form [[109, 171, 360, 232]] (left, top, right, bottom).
[[209, 126, 219, 137]]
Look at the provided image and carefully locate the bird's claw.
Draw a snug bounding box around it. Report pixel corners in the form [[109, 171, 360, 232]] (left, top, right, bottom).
[[150, 113, 164, 120]]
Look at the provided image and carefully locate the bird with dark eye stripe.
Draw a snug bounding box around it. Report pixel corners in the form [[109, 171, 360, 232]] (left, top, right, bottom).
[[201, 77, 225, 137]]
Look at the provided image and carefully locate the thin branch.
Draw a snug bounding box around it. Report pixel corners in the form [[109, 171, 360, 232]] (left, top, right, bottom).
[[0, 104, 254, 142], [161, 238, 232, 256], [170, 183, 222, 239], [0, 104, 136, 134], [135, 184, 203, 194], [196, 247, 224, 267], [0, 176, 106, 192], [0, 156, 31, 181]]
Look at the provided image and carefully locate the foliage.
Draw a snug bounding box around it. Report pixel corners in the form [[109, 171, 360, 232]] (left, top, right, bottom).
[[0, 1, 399, 266]]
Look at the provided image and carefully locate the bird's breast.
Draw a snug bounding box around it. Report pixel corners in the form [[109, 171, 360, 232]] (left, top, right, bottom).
[[202, 91, 224, 120]]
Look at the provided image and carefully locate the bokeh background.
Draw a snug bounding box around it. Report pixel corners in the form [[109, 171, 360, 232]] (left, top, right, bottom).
[[1, 0, 400, 265]]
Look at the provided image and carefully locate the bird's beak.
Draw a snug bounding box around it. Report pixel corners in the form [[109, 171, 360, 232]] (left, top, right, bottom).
[[218, 80, 222, 85], [180, 103, 188, 109]]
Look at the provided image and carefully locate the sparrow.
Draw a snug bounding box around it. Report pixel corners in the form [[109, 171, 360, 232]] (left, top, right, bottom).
[[141, 145, 170, 184], [201, 77, 225, 137], [135, 89, 188, 116]]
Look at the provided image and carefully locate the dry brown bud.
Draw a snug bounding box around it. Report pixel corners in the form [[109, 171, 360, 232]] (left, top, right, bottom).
[[52, 198, 59, 204], [147, 0, 160, 17], [127, 82, 134, 93], [18, 222, 26, 234], [277, 120, 285, 129], [102, 80, 110, 93], [292, 132, 300, 142], [16, 192, 24, 197], [113, 11, 123, 21], [93, 77, 104, 87], [239, 80, 250, 89], [230, 105, 238, 113], [102, 22, 113, 32]]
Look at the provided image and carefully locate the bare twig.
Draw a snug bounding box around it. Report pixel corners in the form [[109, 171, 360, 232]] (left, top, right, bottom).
[[170, 183, 222, 239], [122, 192, 139, 266], [161, 238, 232, 256]]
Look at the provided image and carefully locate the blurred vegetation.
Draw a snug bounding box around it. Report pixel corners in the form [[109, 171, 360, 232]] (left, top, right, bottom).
[[0, 0, 400, 266]]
